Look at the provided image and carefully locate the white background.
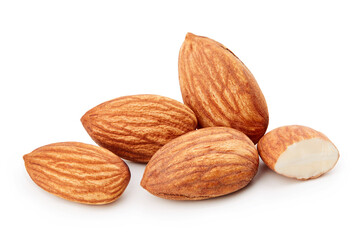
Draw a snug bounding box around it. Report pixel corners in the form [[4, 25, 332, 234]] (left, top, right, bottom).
[[1, 1, 362, 239]]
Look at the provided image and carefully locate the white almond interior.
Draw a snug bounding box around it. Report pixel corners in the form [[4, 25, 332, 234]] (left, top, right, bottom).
[[274, 138, 339, 180]]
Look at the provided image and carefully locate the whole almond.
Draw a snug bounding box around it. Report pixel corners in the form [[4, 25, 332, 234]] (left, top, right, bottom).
[[23, 142, 130, 205], [141, 127, 259, 200], [257, 125, 340, 180], [178, 33, 269, 144], [81, 94, 197, 163]]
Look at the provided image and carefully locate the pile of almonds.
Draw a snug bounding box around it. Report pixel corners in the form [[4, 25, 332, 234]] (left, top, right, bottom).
[[23, 33, 340, 204]]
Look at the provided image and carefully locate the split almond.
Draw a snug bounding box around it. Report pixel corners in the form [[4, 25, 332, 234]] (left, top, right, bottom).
[[81, 94, 197, 163], [141, 127, 259, 200], [257, 125, 339, 180], [178, 33, 269, 144], [23, 142, 130, 205]]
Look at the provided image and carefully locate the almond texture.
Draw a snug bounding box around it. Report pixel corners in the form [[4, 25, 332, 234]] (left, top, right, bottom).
[[141, 127, 259, 200], [257, 125, 339, 180], [81, 94, 198, 163], [178, 33, 269, 144], [23, 142, 130, 205]]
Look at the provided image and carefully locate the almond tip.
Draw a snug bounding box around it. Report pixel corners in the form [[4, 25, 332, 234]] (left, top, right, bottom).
[[23, 153, 30, 162], [80, 113, 88, 125], [140, 178, 147, 189], [185, 32, 196, 40]]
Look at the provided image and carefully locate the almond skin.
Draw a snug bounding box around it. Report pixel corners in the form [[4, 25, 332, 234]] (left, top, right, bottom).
[[178, 33, 269, 144], [141, 127, 259, 200], [81, 94, 198, 163], [257, 125, 340, 180], [23, 142, 130, 205]]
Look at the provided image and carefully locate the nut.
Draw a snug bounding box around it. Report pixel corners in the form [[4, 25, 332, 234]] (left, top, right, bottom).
[[23, 142, 130, 204], [141, 127, 259, 200], [257, 125, 340, 180], [81, 94, 197, 163], [178, 33, 269, 144]]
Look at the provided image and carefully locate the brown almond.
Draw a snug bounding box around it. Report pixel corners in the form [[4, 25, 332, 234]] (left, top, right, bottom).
[[141, 127, 259, 200], [81, 94, 198, 163], [23, 142, 130, 205], [257, 125, 340, 180], [178, 33, 269, 144]]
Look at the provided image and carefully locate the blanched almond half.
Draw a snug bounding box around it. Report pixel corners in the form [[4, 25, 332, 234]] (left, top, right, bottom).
[[257, 125, 339, 180]]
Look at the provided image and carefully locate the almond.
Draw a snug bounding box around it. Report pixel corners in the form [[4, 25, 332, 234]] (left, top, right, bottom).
[[141, 127, 259, 200], [81, 94, 198, 163], [23, 142, 130, 205], [257, 125, 340, 180], [178, 33, 269, 144]]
